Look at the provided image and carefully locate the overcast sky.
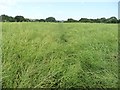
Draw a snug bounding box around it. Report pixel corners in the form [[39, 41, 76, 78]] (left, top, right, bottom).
[[0, 0, 119, 20]]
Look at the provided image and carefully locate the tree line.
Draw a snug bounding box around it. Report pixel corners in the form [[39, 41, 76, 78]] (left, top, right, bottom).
[[0, 14, 120, 23]]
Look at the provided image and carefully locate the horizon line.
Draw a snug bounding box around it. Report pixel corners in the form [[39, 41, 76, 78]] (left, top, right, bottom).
[[1, 14, 118, 21]]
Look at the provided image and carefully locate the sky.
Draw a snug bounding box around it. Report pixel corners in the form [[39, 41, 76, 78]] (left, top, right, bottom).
[[0, 0, 119, 20]]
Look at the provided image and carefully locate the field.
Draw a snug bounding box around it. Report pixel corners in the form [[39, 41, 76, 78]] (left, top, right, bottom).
[[2, 22, 118, 88]]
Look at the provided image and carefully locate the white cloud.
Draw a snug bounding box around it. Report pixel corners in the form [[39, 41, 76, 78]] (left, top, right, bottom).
[[0, 0, 18, 14], [21, 0, 119, 2], [34, 0, 118, 2], [0, 0, 119, 4], [0, 0, 18, 9], [0, 0, 118, 16], [0, 0, 119, 9]]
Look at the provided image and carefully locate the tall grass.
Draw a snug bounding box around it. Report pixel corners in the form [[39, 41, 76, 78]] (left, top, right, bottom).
[[2, 22, 118, 88]]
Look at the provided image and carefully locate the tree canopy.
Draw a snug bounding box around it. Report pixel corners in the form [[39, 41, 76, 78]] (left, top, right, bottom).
[[46, 17, 56, 22], [14, 16, 25, 22], [0, 14, 119, 23]]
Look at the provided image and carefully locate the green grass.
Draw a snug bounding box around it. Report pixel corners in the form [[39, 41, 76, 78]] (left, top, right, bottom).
[[2, 22, 118, 88]]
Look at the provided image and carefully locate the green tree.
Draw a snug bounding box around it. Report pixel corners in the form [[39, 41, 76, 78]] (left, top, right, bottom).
[[67, 18, 78, 22], [8, 16, 15, 22], [1, 14, 9, 22], [35, 19, 40, 22], [99, 17, 106, 23], [39, 19, 45, 22], [15, 16, 25, 22], [46, 17, 56, 22], [25, 18, 30, 22], [79, 18, 90, 23], [106, 17, 118, 23], [118, 19, 120, 23], [0, 14, 15, 22]]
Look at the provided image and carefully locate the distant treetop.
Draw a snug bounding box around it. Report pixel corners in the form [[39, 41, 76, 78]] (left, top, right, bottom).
[[0, 14, 119, 23]]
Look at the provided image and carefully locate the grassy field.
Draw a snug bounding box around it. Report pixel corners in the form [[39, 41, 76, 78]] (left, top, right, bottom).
[[2, 22, 118, 88]]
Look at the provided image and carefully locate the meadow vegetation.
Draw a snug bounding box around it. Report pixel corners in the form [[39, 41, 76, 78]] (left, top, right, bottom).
[[2, 22, 118, 88]]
